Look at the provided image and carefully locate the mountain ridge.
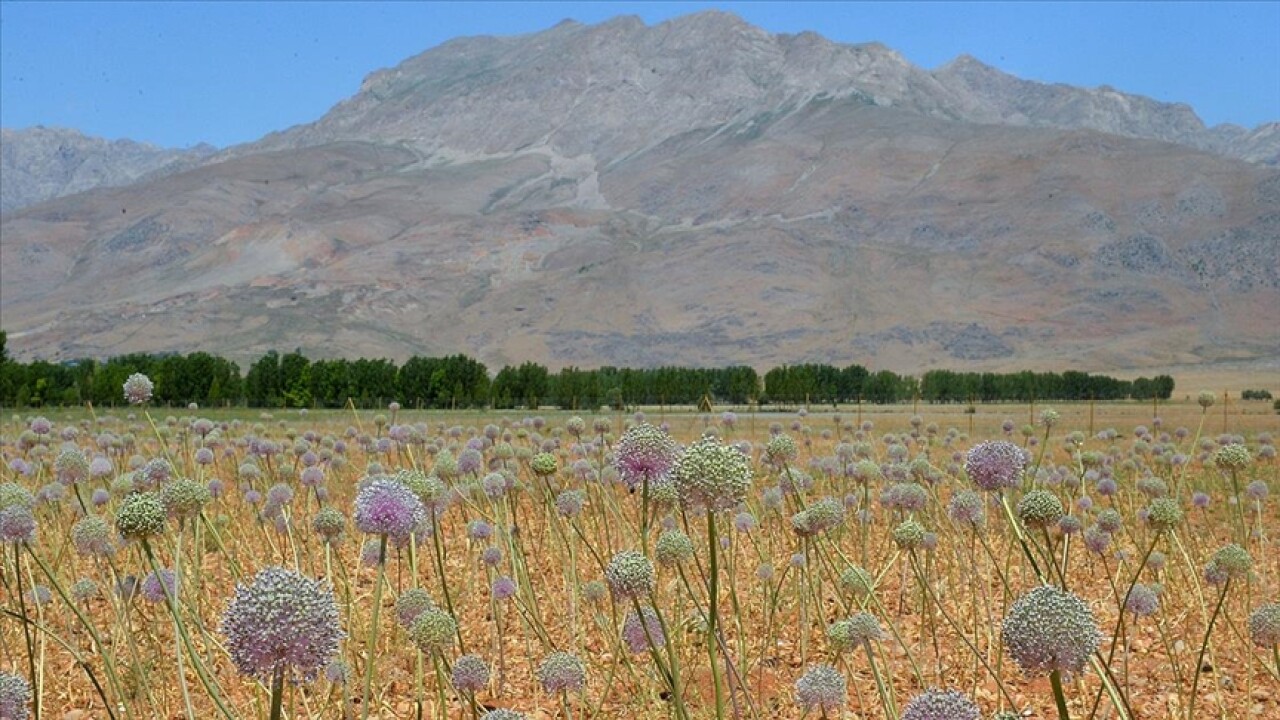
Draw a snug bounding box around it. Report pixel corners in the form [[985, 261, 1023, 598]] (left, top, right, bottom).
[[1, 11, 1277, 376]]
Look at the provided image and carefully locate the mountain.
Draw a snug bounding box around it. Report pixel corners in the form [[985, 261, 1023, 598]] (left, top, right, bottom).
[[2, 12, 1277, 376], [0, 127, 216, 213]]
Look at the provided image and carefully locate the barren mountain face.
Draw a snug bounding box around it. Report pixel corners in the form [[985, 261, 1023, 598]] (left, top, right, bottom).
[[2, 12, 1277, 375]]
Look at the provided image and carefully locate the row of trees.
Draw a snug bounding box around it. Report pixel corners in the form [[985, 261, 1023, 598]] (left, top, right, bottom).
[[0, 332, 1174, 410]]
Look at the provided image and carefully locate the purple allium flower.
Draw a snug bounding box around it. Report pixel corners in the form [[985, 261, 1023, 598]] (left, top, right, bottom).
[[1249, 603, 1280, 648], [613, 423, 678, 491], [354, 478, 426, 541], [452, 653, 491, 693], [244, 489, 263, 506], [300, 466, 324, 488], [492, 576, 517, 601], [948, 489, 986, 527], [555, 489, 585, 518], [396, 588, 436, 629], [794, 664, 846, 713], [206, 478, 224, 500], [123, 373, 154, 405], [1001, 586, 1101, 677], [790, 552, 807, 569], [1058, 515, 1082, 535], [537, 651, 586, 694], [0, 670, 32, 720], [467, 519, 493, 541], [1246, 480, 1269, 501], [54, 449, 90, 485], [621, 606, 665, 654], [964, 441, 1027, 492], [25, 585, 51, 606], [1125, 584, 1160, 617], [141, 568, 177, 603], [71, 515, 114, 556], [481, 546, 502, 567], [0, 506, 36, 545], [733, 511, 757, 533], [1095, 509, 1123, 534], [901, 688, 981, 720], [221, 567, 343, 682]]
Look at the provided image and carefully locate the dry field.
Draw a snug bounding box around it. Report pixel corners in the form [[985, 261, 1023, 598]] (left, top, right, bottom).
[[0, 395, 1277, 720]]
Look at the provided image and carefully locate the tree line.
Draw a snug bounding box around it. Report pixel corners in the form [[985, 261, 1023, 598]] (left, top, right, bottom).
[[0, 331, 1173, 410]]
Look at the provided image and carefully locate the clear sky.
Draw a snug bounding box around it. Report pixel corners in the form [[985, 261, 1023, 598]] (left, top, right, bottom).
[[2, 1, 1277, 149]]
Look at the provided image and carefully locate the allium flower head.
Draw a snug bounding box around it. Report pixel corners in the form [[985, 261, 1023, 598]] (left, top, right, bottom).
[[54, 449, 90, 485], [614, 423, 678, 490], [794, 664, 845, 713], [68, 512, 113, 550], [480, 711, 527, 720], [0, 506, 36, 545], [1215, 444, 1252, 470], [621, 606, 665, 654], [555, 489, 585, 518], [396, 588, 436, 629], [537, 651, 586, 694], [1125, 584, 1160, 617], [655, 530, 694, 567], [1001, 585, 1101, 677], [605, 550, 655, 599], [892, 519, 927, 550], [115, 492, 167, 539], [791, 497, 845, 537], [673, 435, 752, 511], [765, 434, 798, 465], [452, 654, 491, 692], [1016, 490, 1065, 528], [221, 567, 343, 682], [408, 608, 457, 654], [312, 507, 346, 544], [161, 478, 210, 521], [826, 612, 883, 652], [492, 576, 517, 601], [1204, 544, 1252, 585], [965, 441, 1027, 492], [1248, 603, 1280, 648], [0, 671, 32, 720], [354, 478, 426, 540], [948, 489, 986, 527], [0, 483, 35, 511], [1145, 498, 1183, 533], [901, 688, 981, 720], [530, 452, 558, 478], [141, 568, 177, 603], [123, 373, 154, 405], [71, 577, 99, 602]]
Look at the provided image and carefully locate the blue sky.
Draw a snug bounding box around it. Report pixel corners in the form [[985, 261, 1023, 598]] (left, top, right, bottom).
[[2, 1, 1277, 148]]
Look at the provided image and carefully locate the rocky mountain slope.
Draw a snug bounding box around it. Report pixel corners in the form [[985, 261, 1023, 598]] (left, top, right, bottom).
[[0, 127, 215, 213], [2, 12, 1277, 375]]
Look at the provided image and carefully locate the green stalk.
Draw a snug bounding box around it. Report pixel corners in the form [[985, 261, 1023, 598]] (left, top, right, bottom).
[[14, 544, 40, 720], [269, 666, 286, 720], [1049, 669, 1071, 720], [706, 510, 726, 720], [1187, 580, 1230, 720], [361, 534, 388, 720]]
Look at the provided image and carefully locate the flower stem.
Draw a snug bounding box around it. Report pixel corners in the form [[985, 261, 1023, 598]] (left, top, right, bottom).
[[269, 666, 286, 720], [1187, 579, 1230, 720], [1049, 669, 1071, 720], [361, 535, 388, 720]]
